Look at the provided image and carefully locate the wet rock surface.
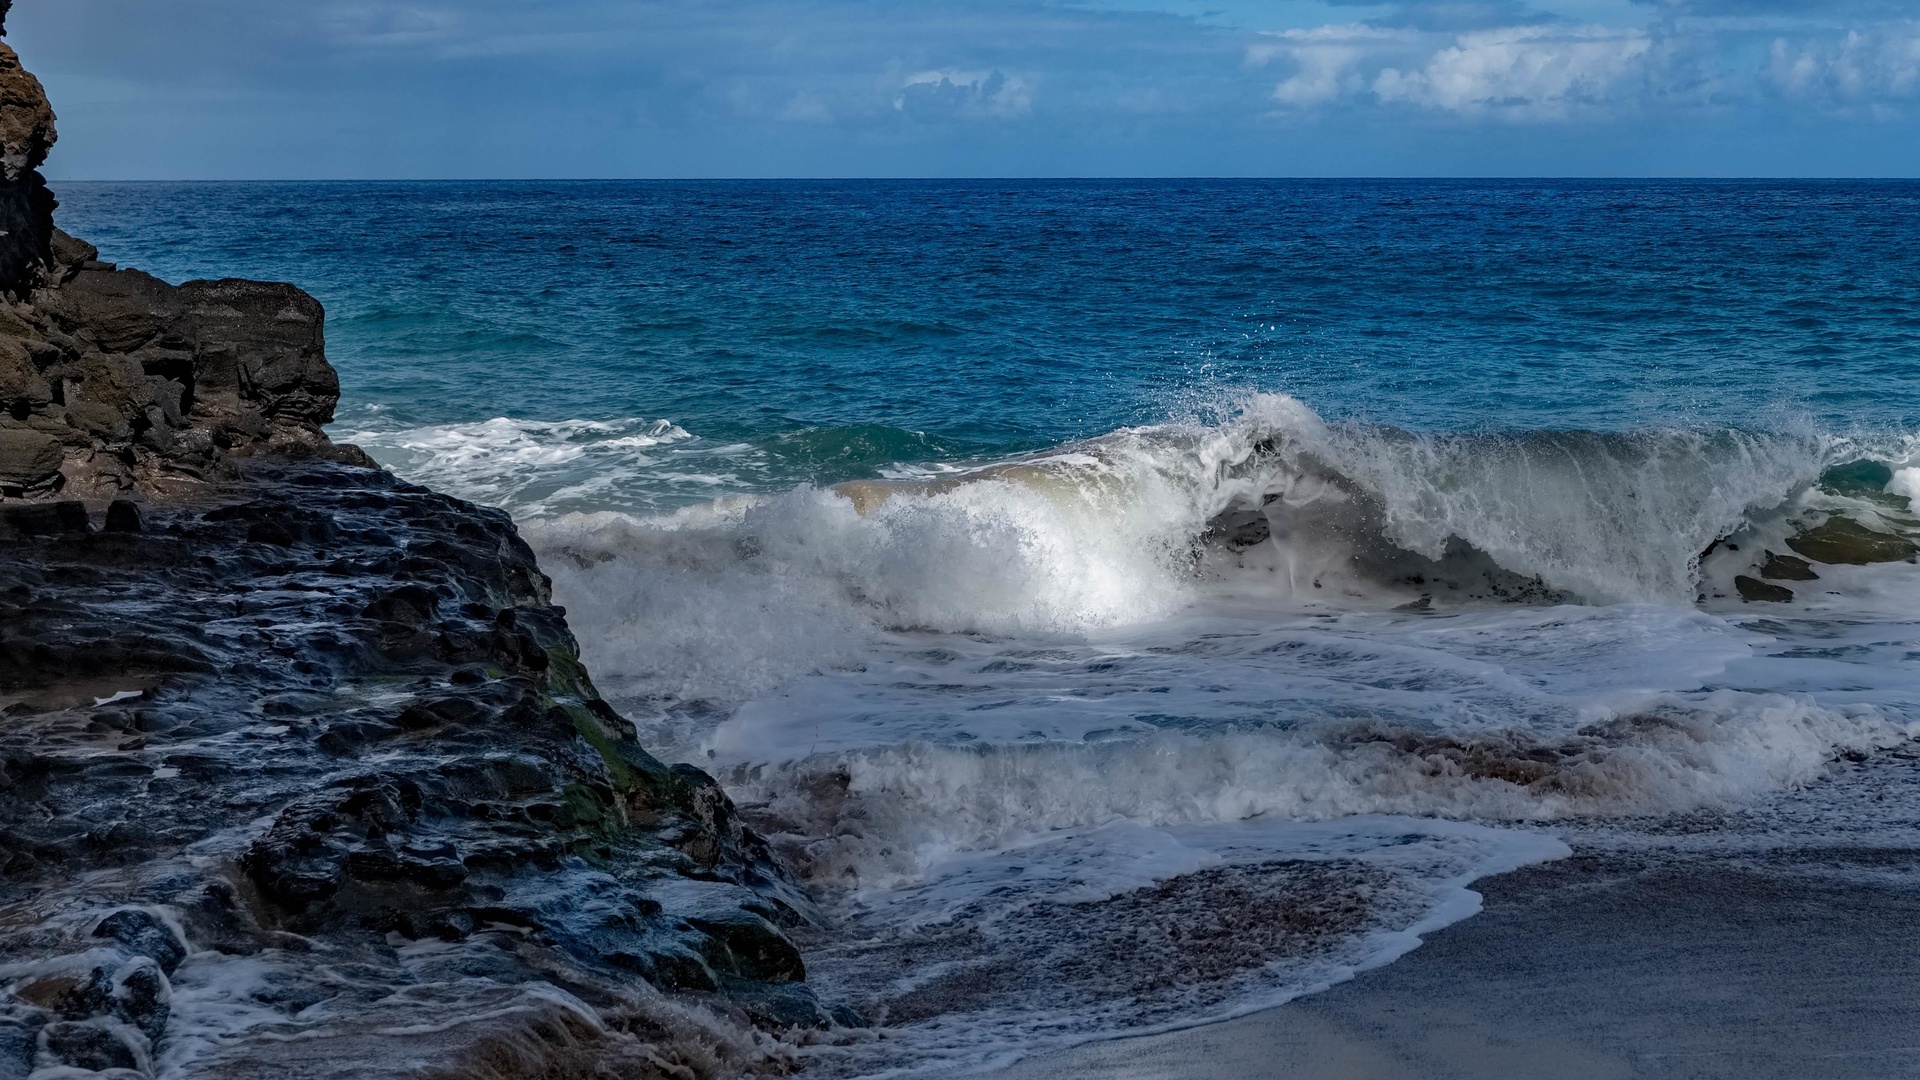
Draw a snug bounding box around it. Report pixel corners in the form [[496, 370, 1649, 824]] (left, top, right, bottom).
[[1, 462, 834, 1077], [1758, 551, 1818, 581], [1734, 574, 1795, 603]]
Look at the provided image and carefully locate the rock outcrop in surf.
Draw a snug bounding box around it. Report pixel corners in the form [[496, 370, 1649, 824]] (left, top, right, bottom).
[[0, 14, 832, 1079]]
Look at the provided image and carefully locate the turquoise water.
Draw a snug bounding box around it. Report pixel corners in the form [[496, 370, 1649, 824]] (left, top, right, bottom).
[[58, 181, 1920, 1073]]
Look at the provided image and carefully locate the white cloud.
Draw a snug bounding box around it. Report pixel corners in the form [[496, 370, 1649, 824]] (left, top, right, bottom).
[[1769, 26, 1920, 105], [1374, 26, 1652, 118], [895, 69, 1034, 120], [1253, 25, 1392, 108], [1258, 22, 1661, 121]]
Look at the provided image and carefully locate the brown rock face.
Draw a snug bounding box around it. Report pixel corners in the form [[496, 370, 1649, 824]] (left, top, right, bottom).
[[0, 22, 364, 501], [0, 233, 366, 499], [0, 38, 53, 295], [0, 41, 50, 180], [0, 425, 57, 488]]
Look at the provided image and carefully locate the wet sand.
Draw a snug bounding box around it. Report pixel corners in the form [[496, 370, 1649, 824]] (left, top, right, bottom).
[[994, 849, 1920, 1080]]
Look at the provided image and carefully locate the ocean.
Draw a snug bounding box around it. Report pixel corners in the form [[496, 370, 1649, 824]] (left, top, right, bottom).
[[59, 179, 1920, 1073]]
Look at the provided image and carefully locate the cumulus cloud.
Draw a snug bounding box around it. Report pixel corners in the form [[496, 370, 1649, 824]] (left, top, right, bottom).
[[1260, 22, 1657, 119], [1769, 25, 1920, 105], [1374, 26, 1653, 117], [1253, 25, 1391, 107], [896, 69, 1034, 120]]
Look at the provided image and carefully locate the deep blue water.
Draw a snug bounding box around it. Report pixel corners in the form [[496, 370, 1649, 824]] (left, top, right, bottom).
[[55, 180, 1920, 493]]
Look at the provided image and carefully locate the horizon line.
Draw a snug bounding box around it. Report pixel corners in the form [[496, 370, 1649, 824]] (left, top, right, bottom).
[[44, 175, 1920, 184]]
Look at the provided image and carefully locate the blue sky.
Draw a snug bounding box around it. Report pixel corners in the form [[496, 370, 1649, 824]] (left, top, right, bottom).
[[14, 0, 1920, 178]]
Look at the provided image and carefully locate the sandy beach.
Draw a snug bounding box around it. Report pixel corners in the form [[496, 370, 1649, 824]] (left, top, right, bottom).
[[994, 845, 1920, 1080]]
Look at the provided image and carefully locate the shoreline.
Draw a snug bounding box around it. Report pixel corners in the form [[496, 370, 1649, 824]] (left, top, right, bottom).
[[991, 840, 1920, 1080]]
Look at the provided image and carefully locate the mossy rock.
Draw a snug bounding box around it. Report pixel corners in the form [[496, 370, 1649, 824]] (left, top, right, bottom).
[[1785, 516, 1919, 565]]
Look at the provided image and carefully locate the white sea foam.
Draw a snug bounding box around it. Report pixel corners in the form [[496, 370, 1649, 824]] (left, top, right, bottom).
[[1890, 466, 1920, 503], [335, 413, 723, 515], [506, 393, 1920, 1073], [717, 687, 1906, 893], [793, 816, 1570, 1076]]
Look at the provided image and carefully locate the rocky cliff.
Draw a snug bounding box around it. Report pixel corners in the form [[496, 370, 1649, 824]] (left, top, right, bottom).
[[0, 3, 369, 501], [0, 13, 836, 1079]]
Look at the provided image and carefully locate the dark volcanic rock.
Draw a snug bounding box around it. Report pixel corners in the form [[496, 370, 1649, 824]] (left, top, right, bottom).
[[0, 427, 58, 492], [1759, 550, 1818, 581], [0, 29, 363, 502], [1, 462, 832, 1077], [103, 497, 139, 532], [0, 252, 370, 499], [1734, 574, 1794, 603]]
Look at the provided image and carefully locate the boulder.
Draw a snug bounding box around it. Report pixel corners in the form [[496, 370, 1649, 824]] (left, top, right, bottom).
[[1786, 516, 1919, 565], [47, 227, 96, 276], [35, 1019, 145, 1074], [180, 278, 336, 428], [0, 425, 58, 490], [104, 498, 140, 533], [0, 498, 85, 535], [0, 334, 50, 409], [48, 267, 186, 353]]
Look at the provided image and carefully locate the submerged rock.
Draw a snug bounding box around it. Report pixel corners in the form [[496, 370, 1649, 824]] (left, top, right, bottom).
[[1735, 575, 1794, 603], [1785, 516, 1919, 566], [1759, 551, 1818, 581]]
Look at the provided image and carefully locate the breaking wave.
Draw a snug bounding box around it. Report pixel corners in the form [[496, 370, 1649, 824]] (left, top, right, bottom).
[[527, 394, 1920, 668]]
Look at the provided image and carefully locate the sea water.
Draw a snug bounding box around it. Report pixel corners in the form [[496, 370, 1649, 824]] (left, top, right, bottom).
[[60, 180, 1920, 1073]]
